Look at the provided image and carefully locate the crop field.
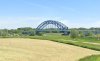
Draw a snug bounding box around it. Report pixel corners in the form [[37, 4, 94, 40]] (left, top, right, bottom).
[[0, 38, 100, 61]]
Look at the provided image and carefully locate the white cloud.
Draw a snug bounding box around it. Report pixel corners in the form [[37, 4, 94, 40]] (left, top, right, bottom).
[[92, 21, 100, 27], [0, 16, 63, 29], [0, 17, 99, 29]]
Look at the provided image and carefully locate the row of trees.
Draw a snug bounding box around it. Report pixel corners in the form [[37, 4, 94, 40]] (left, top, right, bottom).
[[0, 27, 35, 37], [0, 27, 99, 40], [70, 29, 100, 40]]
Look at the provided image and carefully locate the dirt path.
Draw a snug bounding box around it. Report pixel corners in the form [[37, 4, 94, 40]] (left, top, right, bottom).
[[0, 38, 100, 61]]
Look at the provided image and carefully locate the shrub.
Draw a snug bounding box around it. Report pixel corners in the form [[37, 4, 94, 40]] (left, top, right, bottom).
[[37, 32, 44, 36], [70, 29, 79, 39]]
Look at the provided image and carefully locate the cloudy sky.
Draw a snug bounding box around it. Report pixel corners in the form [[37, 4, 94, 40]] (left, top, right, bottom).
[[0, 0, 100, 29]]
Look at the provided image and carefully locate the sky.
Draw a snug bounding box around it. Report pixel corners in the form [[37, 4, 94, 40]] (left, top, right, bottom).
[[0, 0, 100, 29]]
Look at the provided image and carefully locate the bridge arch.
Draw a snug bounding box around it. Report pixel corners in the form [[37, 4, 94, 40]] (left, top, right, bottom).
[[36, 20, 69, 35]]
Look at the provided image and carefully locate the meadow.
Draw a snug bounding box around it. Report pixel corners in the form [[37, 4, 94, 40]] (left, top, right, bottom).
[[0, 38, 99, 61], [30, 33, 100, 51], [30, 33, 100, 61], [0, 33, 100, 61], [79, 55, 100, 61]]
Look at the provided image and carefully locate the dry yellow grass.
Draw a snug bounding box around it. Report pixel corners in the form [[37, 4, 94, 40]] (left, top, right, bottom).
[[0, 38, 99, 61]]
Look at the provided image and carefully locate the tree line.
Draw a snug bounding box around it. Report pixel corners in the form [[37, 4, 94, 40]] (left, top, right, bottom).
[[0, 27, 35, 37], [0, 27, 100, 39], [70, 28, 100, 40]]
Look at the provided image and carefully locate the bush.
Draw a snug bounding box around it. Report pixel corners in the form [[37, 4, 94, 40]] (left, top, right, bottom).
[[86, 31, 94, 37], [79, 31, 85, 37], [70, 29, 79, 39], [37, 32, 44, 36]]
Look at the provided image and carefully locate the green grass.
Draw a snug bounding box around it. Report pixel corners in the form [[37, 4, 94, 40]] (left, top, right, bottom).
[[29, 34, 100, 51], [1, 33, 100, 51], [79, 55, 100, 61], [65, 41, 100, 51], [0, 33, 100, 61], [43, 33, 62, 36], [76, 37, 100, 43], [34, 36, 100, 61]]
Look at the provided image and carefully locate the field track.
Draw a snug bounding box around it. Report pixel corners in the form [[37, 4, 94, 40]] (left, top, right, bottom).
[[0, 38, 100, 61]]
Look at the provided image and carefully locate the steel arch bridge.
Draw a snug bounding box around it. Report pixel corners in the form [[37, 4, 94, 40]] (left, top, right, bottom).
[[36, 20, 69, 35]]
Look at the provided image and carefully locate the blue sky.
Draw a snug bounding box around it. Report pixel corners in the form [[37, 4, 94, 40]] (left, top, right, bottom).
[[0, 0, 100, 29]]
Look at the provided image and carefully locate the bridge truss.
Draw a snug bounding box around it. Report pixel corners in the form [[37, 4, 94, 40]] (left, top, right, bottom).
[[36, 20, 69, 35]]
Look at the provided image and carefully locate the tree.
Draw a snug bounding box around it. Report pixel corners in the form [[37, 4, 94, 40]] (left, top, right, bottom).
[[29, 31, 35, 36], [78, 27, 87, 30], [79, 31, 85, 37], [70, 29, 79, 39], [86, 31, 94, 37], [37, 32, 44, 36], [96, 34, 100, 40]]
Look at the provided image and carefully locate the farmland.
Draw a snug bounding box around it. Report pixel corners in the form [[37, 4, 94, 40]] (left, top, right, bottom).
[[0, 38, 100, 61]]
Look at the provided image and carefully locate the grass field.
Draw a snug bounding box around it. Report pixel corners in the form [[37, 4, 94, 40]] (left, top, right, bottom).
[[0, 38, 100, 61], [0, 33, 100, 61], [79, 55, 100, 61], [30, 35, 100, 51], [30, 34, 100, 61]]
